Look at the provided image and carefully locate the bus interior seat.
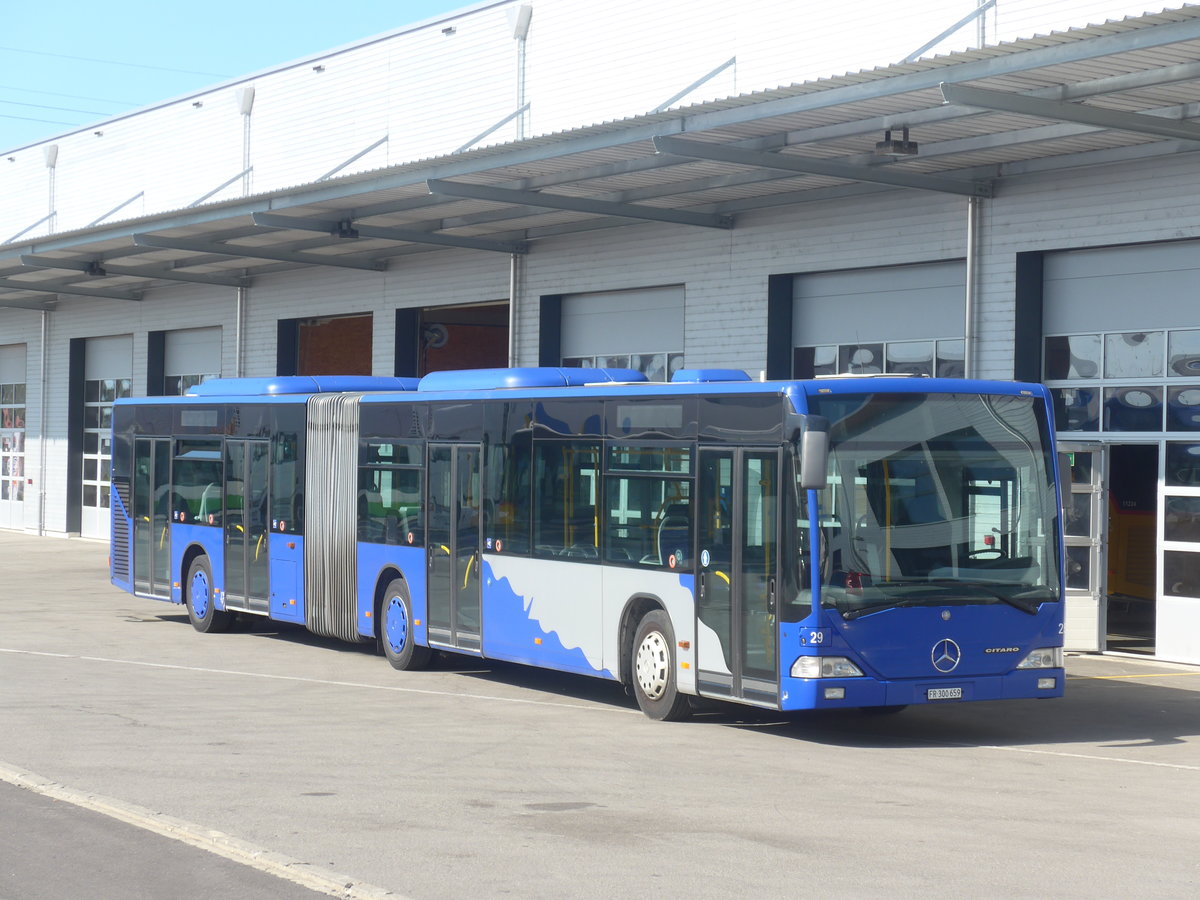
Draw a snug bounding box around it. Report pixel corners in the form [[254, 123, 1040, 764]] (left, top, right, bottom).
[[658, 503, 691, 565], [197, 483, 220, 522]]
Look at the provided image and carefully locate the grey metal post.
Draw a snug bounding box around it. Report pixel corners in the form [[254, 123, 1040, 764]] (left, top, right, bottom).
[[964, 195, 980, 379], [508, 253, 519, 366], [37, 308, 49, 536], [235, 287, 246, 377]]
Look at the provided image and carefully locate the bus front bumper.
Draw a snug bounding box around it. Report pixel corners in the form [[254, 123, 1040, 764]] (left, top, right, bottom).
[[779, 668, 1065, 710]]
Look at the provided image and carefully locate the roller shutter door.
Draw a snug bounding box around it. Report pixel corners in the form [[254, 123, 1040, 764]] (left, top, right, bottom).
[[560, 286, 684, 380], [792, 261, 965, 377]]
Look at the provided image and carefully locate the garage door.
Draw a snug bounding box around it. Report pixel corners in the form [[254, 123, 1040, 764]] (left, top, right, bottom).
[[0, 343, 27, 530], [792, 260, 965, 377], [1043, 240, 1200, 663], [164, 326, 222, 394], [82, 335, 132, 540], [560, 286, 684, 381]]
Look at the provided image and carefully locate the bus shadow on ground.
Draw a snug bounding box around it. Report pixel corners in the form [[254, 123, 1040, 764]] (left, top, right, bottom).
[[460, 664, 1200, 752], [167, 609, 641, 707], [706, 676, 1200, 750], [153, 610, 1200, 750]]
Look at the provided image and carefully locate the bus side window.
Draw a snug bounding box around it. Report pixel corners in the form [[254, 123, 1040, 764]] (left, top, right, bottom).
[[174, 439, 222, 526], [604, 444, 693, 567], [533, 440, 600, 559], [484, 435, 531, 554], [358, 441, 424, 546]]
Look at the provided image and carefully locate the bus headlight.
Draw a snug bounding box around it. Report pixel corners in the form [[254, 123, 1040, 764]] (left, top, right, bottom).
[[1015, 647, 1062, 669], [792, 656, 864, 678]]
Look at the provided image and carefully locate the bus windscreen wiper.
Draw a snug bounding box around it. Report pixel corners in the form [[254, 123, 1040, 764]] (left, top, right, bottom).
[[921, 579, 1047, 615]]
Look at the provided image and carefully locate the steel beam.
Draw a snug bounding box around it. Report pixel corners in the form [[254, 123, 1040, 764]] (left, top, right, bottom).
[[19, 254, 251, 287], [132, 234, 388, 271], [652, 135, 992, 198], [940, 82, 1200, 142], [903, 0, 996, 63], [426, 179, 735, 229], [251, 212, 528, 254], [0, 295, 54, 310], [0, 278, 142, 301]]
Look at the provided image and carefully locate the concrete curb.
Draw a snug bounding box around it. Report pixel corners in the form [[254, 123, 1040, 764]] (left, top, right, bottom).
[[0, 762, 407, 900]]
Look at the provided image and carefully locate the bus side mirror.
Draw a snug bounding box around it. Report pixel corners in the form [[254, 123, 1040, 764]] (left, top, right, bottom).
[[797, 415, 830, 490]]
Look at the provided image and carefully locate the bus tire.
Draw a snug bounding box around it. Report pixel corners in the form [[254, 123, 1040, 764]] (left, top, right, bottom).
[[631, 610, 692, 721], [380, 578, 430, 671], [185, 555, 230, 634]]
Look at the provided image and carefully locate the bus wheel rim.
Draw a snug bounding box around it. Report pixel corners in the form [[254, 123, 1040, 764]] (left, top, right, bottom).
[[635, 630, 669, 700], [385, 596, 408, 653], [191, 569, 209, 618]]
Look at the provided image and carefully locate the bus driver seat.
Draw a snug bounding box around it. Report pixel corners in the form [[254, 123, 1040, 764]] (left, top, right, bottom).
[[197, 483, 220, 524], [657, 503, 691, 567]]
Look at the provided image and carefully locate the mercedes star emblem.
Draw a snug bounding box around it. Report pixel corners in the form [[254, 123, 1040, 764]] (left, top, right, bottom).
[[931, 638, 962, 673]]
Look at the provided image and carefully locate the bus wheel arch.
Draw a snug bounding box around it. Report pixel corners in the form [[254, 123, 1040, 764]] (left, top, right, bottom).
[[179, 543, 207, 604], [377, 573, 430, 671], [619, 596, 662, 687]]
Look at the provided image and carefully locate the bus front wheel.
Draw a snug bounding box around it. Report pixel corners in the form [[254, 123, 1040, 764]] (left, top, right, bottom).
[[631, 610, 692, 721], [185, 556, 230, 634], [380, 578, 430, 671]]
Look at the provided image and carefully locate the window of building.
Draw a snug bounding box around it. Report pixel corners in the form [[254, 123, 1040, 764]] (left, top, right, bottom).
[[793, 339, 965, 379], [164, 373, 216, 396], [562, 351, 684, 382], [1044, 329, 1200, 433], [83, 378, 132, 511], [0, 381, 26, 502]]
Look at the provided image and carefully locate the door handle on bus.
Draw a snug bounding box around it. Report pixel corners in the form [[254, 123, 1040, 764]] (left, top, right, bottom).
[[767, 577, 777, 616]]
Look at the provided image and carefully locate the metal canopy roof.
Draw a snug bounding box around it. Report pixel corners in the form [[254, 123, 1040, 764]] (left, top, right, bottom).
[[5, 6, 1200, 310]]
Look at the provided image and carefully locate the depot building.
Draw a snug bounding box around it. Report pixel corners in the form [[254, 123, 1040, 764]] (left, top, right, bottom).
[[2, 0, 1199, 663]]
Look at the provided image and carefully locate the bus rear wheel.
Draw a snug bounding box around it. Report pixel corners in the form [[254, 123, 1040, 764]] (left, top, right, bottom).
[[631, 610, 691, 721], [380, 578, 430, 671], [185, 556, 230, 634]]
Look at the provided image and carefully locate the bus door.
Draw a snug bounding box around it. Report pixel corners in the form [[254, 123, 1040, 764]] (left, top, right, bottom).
[[133, 437, 172, 597], [223, 438, 270, 614], [696, 447, 780, 707], [427, 443, 482, 651], [1058, 442, 1107, 652]]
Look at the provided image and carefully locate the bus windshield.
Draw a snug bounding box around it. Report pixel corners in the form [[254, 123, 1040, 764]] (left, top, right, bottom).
[[806, 391, 1061, 619]]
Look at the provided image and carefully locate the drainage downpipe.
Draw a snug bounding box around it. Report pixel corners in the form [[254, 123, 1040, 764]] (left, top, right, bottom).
[[37, 308, 49, 536], [235, 286, 246, 377], [964, 195, 980, 380], [508, 253, 519, 367]]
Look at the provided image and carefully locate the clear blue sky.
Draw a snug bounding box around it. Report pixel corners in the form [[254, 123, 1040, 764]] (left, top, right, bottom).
[[2, 0, 473, 152]]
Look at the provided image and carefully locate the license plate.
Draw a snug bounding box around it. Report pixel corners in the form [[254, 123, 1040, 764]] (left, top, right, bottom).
[[927, 687, 963, 700]]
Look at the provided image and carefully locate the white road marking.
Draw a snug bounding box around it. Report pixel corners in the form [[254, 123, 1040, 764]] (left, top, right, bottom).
[[5, 647, 1196, 776], [0, 646, 640, 713], [0, 761, 406, 900], [972, 744, 1200, 771]]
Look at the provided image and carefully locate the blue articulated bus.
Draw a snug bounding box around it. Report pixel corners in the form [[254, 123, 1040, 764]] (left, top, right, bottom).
[[110, 367, 1065, 720]]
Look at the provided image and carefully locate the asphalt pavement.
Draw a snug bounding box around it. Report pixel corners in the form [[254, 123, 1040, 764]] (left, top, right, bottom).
[[1, 530, 1197, 899]]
